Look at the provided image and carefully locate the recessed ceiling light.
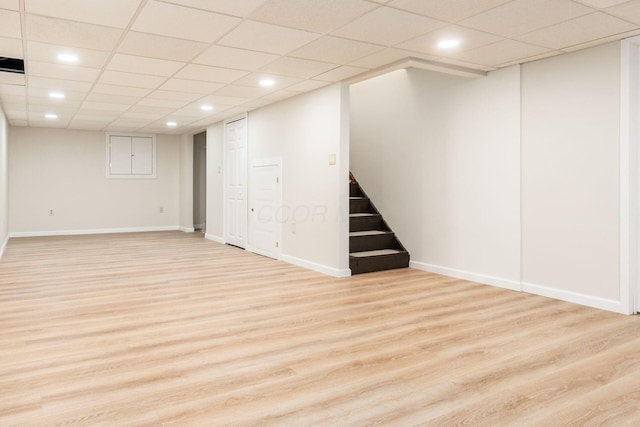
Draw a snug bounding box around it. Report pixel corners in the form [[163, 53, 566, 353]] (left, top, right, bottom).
[[259, 78, 276, 87], [166, 121, 177, 127], [45, 113, 58, 119], [437, 39, 461, 49], [57, 53, 79, 63], [49, 92, 65, 99], [201, 105, 214, 111]]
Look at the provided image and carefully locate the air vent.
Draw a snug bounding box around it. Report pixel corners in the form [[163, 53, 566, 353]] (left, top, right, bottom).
[[0, 57, 25, 74]]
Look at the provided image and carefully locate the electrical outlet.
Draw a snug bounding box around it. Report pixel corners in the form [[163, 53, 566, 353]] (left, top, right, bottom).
[[159, 206, 164, 213], [48, 209, 54, 216], [291, 223, 296, 234]]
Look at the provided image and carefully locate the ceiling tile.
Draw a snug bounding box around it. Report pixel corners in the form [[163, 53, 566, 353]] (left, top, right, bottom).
[[398, 25, 503, 56], [159, 78, 224, 94], [0, 9, 20, 38], [85, 92, 141, 105], [161, 0, 268, 17], [285, 79, 331, 92], [606, 1, 640, 25], [132, 1, 242, 43], [388, 0, 512, 23], [0, 84, 25, 96], [313, 65, 367, 81], [118, 32, 209, 62], [218, 20, 320, 55], [348, 47, 436, 68], [200, 94, 252, 106], [451, 39, 549, 66], [575, 0, 630, 7], [214, 85, 270, 98], [0, 36, 23, 58], [25, 0, 142, 28], [135, 99, 187, 109], [259, 56, 337, 78], [332, 7, 446, 46], [26, 15, 123, 51], [174, 64, 248, 83], [232, 72, 303, 88], [290, 35, 383, 64], [107, 54, 185, 77], [261, 89, 300, 101], [29, 76, 93, 92], [459, 0, 593, 37], [92, 84, 153, 97], [517, 12, 637, 49], [194, 45, 279, 70], [249, 0, 376, 33], [29, 87, 86, 100], [27, 41, 110, 68], [99, 70, 167, 89], [28, 61, 101, 82], [348, 47, 437, 69], [146, 90, 203, 102], [560, 28, 640, 52], [80, 101, 130, 112], [0, 73, 25, 85], [0, 0, 19, 11]]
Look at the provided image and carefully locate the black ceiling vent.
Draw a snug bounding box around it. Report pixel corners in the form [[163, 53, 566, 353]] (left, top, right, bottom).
[[0, 57, 25, 74]]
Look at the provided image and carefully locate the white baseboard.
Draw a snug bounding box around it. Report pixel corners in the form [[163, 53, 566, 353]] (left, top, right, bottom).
[[522, 281, 628, 314], [409, 260, 628, 314], [9, 226, 180, 238], [410, 260, 521, 292], [0, 234, 8, 260], [281, 254, 351, 278], [179, 226, 195, 233], [204, 233, 224, 244]]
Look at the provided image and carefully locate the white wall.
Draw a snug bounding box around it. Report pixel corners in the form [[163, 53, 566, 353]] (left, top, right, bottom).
[[351, 66, 521, 289], [521, 42, 621, 305], [351, 42, 625, 313], [9, 127, 181, 234], [247, 83, 350, 276], [205, 122, 224, 242], [0, 106, 8, 257]]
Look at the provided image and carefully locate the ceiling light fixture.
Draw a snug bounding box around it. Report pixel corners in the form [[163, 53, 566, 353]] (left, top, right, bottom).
[[259, 78, 276, 87], [45, 113, 58, 119], [49, 92, 65, 99], [437, 39, 461, 49], [167, 121, 177, 127], [201, 105, 214, 111], [57, 53, 79, 63]]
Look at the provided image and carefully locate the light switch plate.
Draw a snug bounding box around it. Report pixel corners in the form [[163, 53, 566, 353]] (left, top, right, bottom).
[[328, 153, 336, 165]]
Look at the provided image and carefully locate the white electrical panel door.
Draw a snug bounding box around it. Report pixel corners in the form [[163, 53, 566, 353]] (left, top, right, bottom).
[[106, 133, 156, 179], [131, 137, 154, 175], [109, 136, 133, 175]]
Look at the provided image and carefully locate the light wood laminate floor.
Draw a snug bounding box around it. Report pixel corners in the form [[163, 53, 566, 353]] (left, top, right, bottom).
[[0, 231, 639, 426]]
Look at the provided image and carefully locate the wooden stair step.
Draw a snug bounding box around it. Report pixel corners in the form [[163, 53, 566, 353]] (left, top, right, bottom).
[[350, 249, 401, 257], [349, 230, 388, 237]]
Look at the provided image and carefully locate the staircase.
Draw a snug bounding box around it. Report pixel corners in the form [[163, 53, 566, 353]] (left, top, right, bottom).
[[349, 175, 410, 274]]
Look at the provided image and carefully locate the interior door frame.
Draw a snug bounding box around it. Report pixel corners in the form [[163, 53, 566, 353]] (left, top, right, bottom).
[[223, 113, 248, 247], [247, 157, 283, 260], [621, 36, 640, 314]]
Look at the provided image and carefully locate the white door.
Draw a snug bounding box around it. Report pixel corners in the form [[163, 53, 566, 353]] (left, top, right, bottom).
[[224, 117, 248, 248], [250, 160, 282, 259]]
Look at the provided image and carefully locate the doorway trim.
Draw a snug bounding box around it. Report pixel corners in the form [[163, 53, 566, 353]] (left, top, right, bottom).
[[621, 36, 640, 314], [247, 157, 282, 260], [223, 113, 248, 248]]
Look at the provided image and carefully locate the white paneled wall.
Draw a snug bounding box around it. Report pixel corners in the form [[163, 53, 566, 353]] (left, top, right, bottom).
[[351, 42, 626, 313]]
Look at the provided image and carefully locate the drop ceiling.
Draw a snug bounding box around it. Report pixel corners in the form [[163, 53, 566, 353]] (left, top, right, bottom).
[[1, 0, 640, 134]]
